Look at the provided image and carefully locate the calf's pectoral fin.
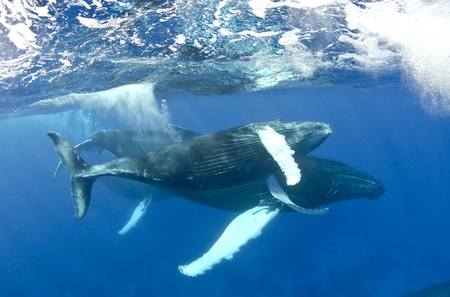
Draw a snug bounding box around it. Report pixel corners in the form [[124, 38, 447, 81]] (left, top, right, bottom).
[[118, 198, 152, 235], [266, 175, 331, 215]]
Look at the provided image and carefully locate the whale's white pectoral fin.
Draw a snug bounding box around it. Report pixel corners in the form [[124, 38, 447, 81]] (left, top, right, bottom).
[[179, 201, 281, 277], [118, 198, 152, 235], [53, 162, 64, 180], [267, 175, 331, 215], [254, 125, 301, 185]]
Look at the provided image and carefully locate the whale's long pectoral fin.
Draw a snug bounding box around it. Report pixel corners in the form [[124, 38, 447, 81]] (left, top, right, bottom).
[[179, 199, 282, 277], [53, 139, 96, 180], [54, 162, 63, 181], [267, 174, 331, 215], [118, 198, 152, 235], [48, 132, 96, 220], [253, 125, 301, 185]]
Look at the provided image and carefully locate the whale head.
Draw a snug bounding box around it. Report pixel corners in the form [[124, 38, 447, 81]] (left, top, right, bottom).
[[319, 169, 386, 203], [279, 156, 385, 209]]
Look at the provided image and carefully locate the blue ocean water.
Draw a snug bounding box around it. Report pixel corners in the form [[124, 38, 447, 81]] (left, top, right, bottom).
[[1, 0, 450, 296], [1, 86, 450, 296]]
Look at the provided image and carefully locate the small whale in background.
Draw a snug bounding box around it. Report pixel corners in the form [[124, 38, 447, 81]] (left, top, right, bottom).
[[401, 280, 450, 297], [53, 125, 201, 180], [48, 120, 385, 276], [52, 125, 200, 206]]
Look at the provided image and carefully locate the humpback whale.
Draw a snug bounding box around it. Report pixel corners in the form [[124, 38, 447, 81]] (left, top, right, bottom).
[[48, 120, 385, 276], [157, 154, 385, 213], [48, 120, 332, 220]]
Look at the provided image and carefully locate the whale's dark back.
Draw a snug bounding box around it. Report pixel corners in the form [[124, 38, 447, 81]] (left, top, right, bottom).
[[137, 120, 332, 191]]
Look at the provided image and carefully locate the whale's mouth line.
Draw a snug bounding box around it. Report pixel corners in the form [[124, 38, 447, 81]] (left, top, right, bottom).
[[334, 175, 384, 188], [321, 174, 386, 202]]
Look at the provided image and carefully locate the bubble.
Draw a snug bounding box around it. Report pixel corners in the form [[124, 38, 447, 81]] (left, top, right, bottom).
[[81, 83, 170, 128], [341, 0, 450, 115]]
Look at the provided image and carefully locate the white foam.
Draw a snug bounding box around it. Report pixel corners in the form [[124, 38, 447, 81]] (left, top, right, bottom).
[[7, 23, 39, 50], [80, 83, 167, 128], [255, 126, 301, 186], [278, 29, 301, 46], [249, 0, 335, 18], [0, 0, 53, 50], [237, 30, 279, 38], [0, 0, 53, 83], [246, 0, 450, 115], [341, 0, 450, 114], [118, 198, 152, 235], [76, 16, 127, 29], [179, 203, 280, 277], [214, 0, 231, 21], [219, 28, 233, 36], [59, 59, 72, 67], [174, 34, 186, 44]]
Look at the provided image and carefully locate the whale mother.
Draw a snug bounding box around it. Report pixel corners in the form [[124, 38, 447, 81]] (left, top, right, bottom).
[[48, 120, 332, 220]]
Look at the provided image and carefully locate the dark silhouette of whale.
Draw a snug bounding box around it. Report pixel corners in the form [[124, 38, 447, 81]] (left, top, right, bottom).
[[48, 120, 332, 220], [166, 154, 384, 213]]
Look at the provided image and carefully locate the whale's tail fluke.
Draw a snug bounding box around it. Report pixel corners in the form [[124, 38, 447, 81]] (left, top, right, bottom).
[[53, 138, 97, 181], [47, 132, 96, 220]]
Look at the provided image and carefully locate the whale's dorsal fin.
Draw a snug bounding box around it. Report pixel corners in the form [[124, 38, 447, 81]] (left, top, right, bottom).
[[179, 199, 282, 277]]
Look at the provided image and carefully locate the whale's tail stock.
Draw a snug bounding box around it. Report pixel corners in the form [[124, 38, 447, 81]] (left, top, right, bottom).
[[47, 132, 97, 220]]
